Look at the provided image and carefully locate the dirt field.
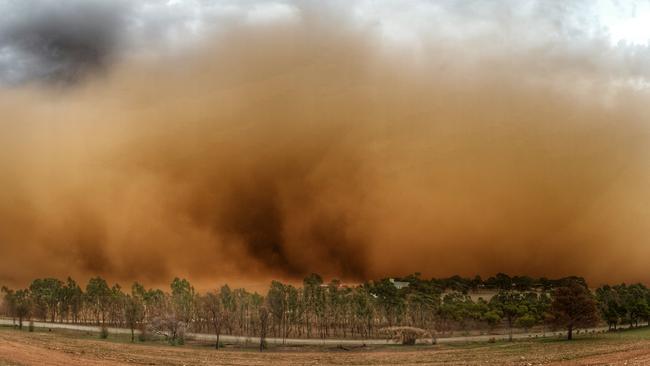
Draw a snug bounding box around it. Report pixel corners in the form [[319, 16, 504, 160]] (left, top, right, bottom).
[[2, 326, 650, 365]]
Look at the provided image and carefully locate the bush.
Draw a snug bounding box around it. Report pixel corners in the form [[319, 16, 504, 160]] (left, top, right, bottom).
[[138, 327, 148, 342], [148, 314, 187, 346], [516, 314, 537, 332], [176, 334, 185, 346], [100, 326, 109, 339], [379, 327, 430, 345]]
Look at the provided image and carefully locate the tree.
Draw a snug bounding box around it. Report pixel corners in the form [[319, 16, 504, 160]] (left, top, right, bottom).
[[549, 279, 599, 340], [171, 278, 196, 323], [201, 291, 225, 349], [60, 277, 83, 323], [85, 277, 111, 325], [369, 279, 405, 327], [219, 285, 235, 335], [489, 290, 531, 341], [124, 294, 144, 342], [1, 287, 17, 325], [14, 289, 32, 329], [266, 281, 289, 341], [303, 273, 324, 338], [29, 278, 63, 322], [596, 285, 624, 330], [2, 287, 32, 329], [621, 284, 650, 328], [259, 306, 269, 352], [108, 284, 126, 326]]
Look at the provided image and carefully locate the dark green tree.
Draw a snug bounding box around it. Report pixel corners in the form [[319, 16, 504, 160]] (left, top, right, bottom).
[[549, 279, 599, 340], [29, 278, 63, 322]]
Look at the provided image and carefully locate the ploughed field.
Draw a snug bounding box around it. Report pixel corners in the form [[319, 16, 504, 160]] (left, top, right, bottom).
[[2, 325, 650, 365]]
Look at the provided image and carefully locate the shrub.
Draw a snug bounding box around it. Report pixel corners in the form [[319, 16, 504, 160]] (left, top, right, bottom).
[[148, 313, 187, 346], [100, 326, 109, 339], [379, 326, 430, 345], [137, 326, 148, 342]]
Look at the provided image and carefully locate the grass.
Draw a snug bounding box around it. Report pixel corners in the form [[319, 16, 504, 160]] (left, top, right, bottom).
[[2, 325, 650, 365], [4, 321, 650, 349]]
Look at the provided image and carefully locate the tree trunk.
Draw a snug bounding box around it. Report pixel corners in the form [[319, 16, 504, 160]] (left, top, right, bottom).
[[567, 325, 573, 340], [508, 318, 513, 342]]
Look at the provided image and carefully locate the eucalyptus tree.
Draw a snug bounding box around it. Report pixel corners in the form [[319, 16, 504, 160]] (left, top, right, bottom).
[[124, 294, 144, 342], [29, 278, 63, 322], [60, 277, 83, 323], [200, 291, 224, 349], [170, 277, 196, 324], [85, 277, 111, 325], [302, 273, 324, 338], [266, 281, 289, 341]]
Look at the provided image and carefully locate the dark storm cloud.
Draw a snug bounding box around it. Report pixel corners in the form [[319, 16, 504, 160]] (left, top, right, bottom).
[[0, 0, 129, 84]]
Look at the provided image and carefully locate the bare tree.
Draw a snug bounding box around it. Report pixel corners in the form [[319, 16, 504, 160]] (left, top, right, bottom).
[[201, 292, 225, 349]]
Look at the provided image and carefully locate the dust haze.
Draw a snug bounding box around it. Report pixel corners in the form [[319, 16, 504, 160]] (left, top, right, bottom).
[[1, 1, 649, 289]]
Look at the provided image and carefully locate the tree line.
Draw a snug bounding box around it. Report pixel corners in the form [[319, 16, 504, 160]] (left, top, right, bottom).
[[2, 273, 649, 347]]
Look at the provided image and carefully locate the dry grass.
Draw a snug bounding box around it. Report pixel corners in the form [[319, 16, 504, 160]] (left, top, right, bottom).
[[2, 325, 650, 365]]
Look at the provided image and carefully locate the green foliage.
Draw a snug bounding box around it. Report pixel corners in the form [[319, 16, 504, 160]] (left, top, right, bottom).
[[4, 272, 650, 344], [482, 310, 502, 329], [515, 314, 536, 331], [2, 287, 32, 329], [549, 279, 599, 340], [124, 294, 145, 342], [170, 277, 196, 323], [85, 277, 111, 324], [29, 278, 63, 322]]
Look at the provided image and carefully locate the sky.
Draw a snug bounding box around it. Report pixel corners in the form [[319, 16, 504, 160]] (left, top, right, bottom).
[[0, 0, 649, 289]]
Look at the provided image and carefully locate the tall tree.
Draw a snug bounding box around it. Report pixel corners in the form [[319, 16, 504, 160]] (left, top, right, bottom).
[[171, 278, 196, 323], [490, 290, 535, 341], [596, 285, 624, 330], [266, 281, 289, 341], [2, 288, 31, 329], [60, 277, 83, 323], [303, 273, 323, 338], [549, 279, 599, 340], [259, 306, 269, 352], [124, 294, 144, 342], [201, 291, 225, 349], [29, 278, 63, 322], [85, 277, 111, 324]]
